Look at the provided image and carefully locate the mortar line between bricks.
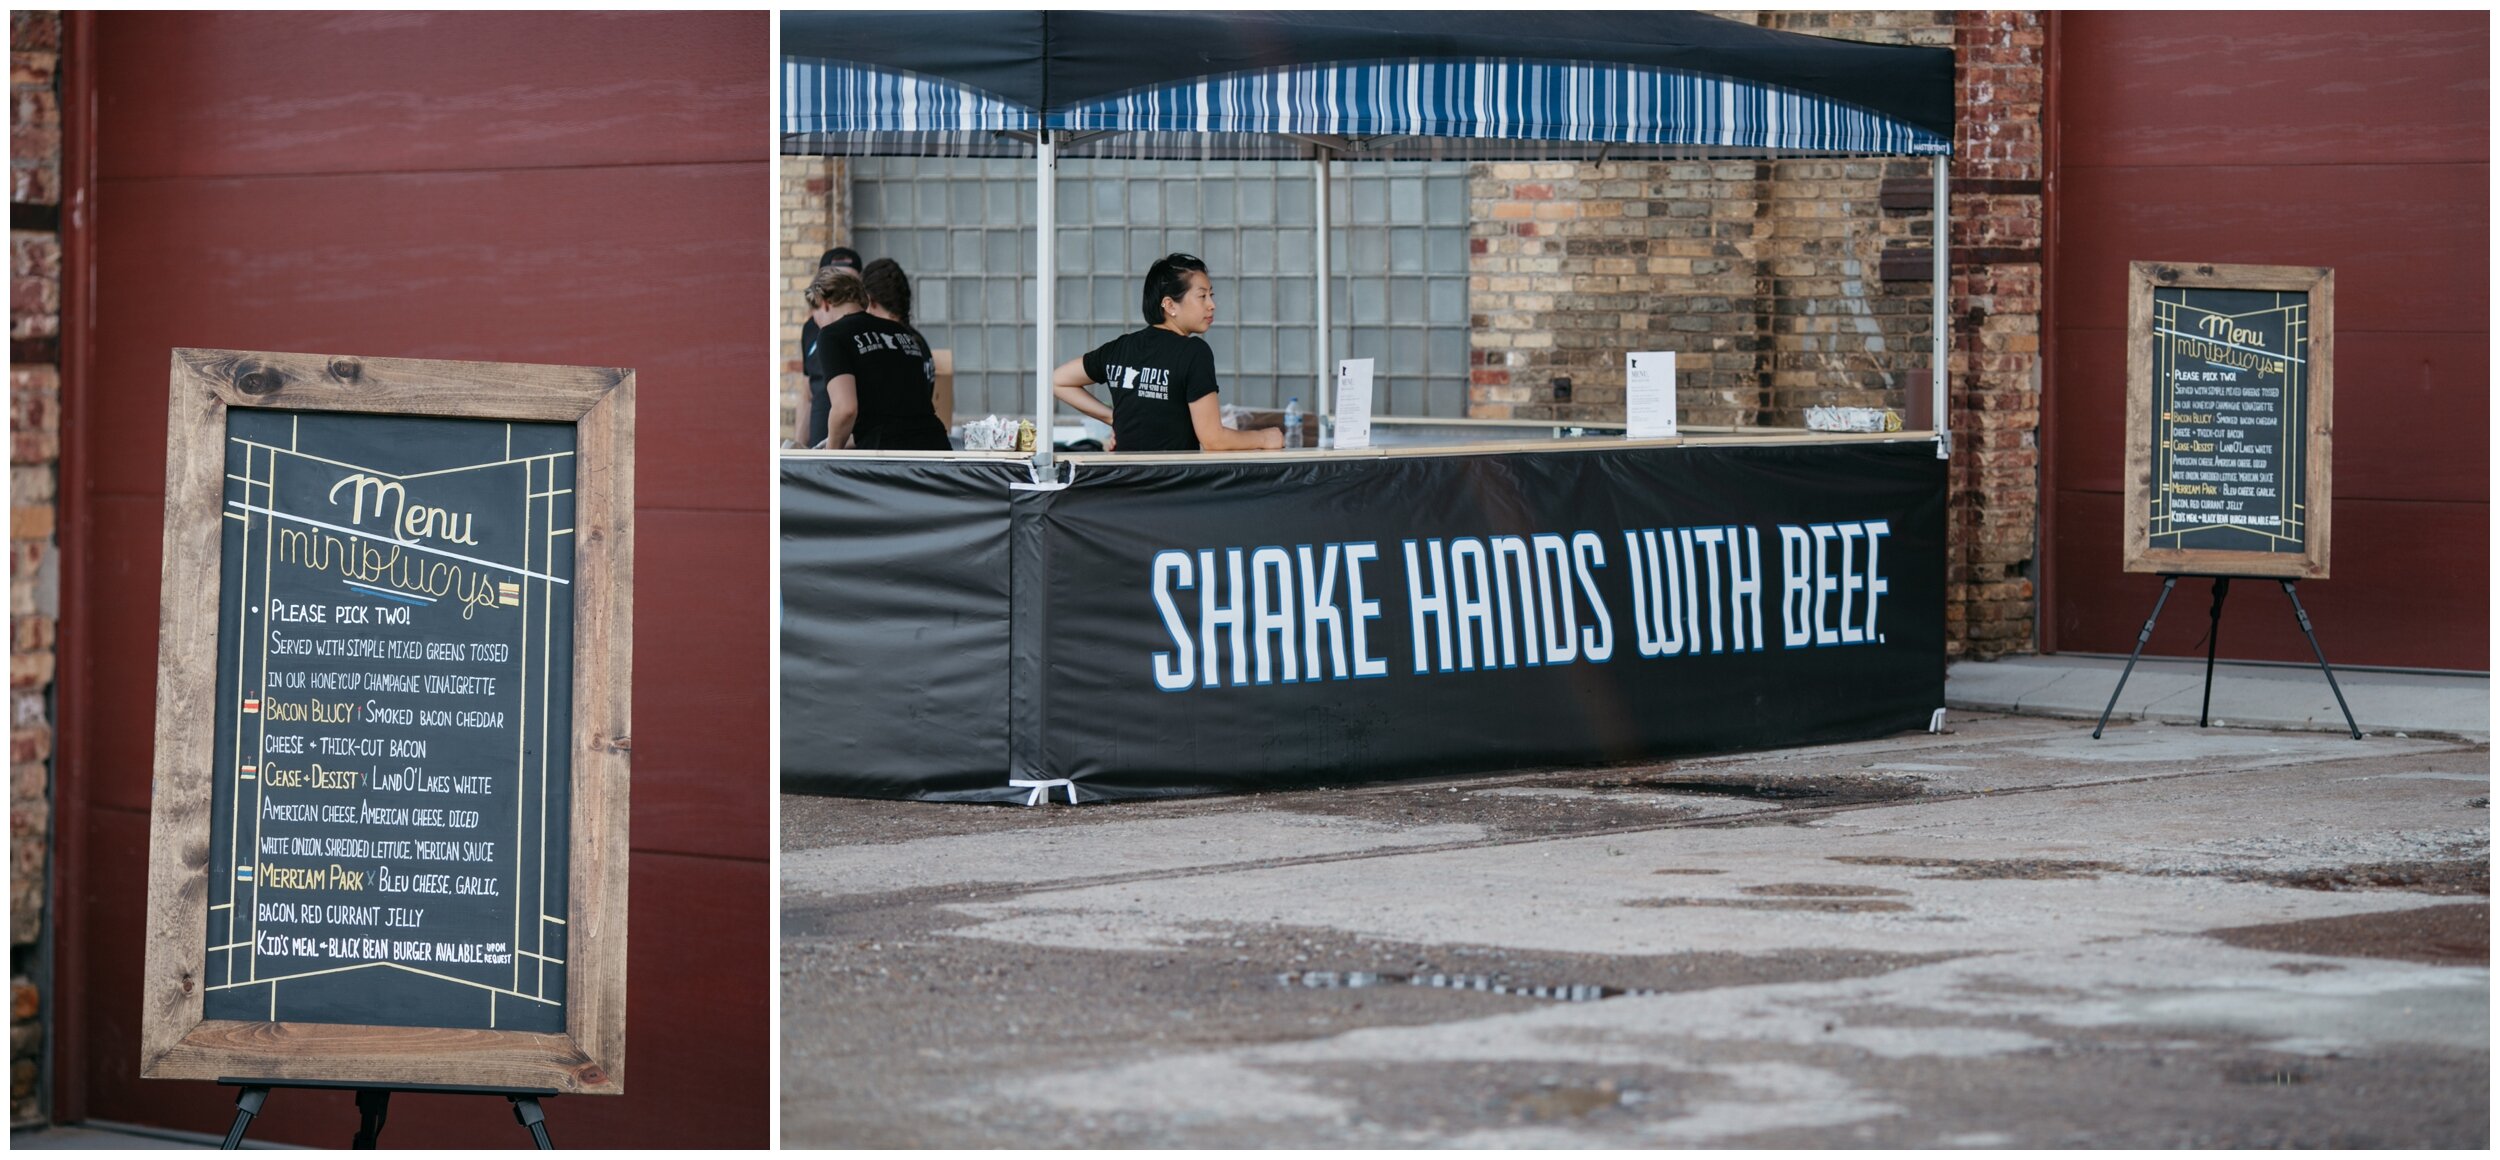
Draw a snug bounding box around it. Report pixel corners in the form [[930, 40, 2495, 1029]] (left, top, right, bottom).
[[821, 739, 2483, 905]]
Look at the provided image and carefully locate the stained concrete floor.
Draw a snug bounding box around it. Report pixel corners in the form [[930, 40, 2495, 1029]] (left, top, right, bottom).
[[779, 713, 2487, 1147]]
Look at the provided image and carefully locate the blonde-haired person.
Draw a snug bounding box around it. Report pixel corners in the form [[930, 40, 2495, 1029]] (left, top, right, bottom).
[[803, 266, 867, 449]]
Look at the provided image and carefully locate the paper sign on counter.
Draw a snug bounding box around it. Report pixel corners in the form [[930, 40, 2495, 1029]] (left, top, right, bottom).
[[1626, 351, 1677, 438], [1333, 358, 1375, 450]]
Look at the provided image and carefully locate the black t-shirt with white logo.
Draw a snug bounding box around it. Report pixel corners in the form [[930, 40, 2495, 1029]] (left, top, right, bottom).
[[822, 312, 948, 451], [1082, 327, 1220, 452]]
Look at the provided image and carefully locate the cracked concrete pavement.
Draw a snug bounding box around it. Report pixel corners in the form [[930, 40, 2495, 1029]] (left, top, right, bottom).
[[779, 713, 2488, 1147]]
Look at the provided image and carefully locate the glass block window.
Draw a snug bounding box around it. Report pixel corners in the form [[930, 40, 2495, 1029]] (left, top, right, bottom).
[[1330, 161, 1476, 419], [847, 157, 1472, 420]]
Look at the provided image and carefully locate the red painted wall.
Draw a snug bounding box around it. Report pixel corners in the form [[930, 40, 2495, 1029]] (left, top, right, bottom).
[[56, 12, 770, 1145], [2044, 12, 2488, 670]]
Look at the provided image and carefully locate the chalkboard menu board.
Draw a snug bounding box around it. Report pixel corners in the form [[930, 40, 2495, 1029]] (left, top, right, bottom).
[[144, 349, 633, 1094], [204, 409, 575, 1033], [2124, 263, 2333, 580]]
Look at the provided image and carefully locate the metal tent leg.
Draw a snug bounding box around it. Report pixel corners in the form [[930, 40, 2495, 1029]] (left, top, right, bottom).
[[1033, 131, 1057, 470], [1931, 154, 1949, 460], [1314, 151, 1332, 423]]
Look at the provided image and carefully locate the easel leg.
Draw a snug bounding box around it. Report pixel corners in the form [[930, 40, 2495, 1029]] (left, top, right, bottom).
[[512, 1095, 554, 1149], [219, 1086, 268, 1150], [2095, 576, 2178, 739], [2282, 580, 2363, 739], [351, 1088, 391, 1149], [2199, 577, 2231, 727]]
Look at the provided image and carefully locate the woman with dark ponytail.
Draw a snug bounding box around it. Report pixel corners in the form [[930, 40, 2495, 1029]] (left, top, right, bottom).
[[818, 258, 949, 451]]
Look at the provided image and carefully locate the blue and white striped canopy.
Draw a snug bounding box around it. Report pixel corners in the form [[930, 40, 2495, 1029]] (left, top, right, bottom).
[[1059, 59, 1949, 155], [782, 57, 1950, 159], [782, 58, 1038, 136]]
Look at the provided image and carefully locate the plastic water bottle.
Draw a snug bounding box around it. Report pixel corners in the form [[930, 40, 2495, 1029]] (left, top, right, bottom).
[[1283, 397, 1303, 449]]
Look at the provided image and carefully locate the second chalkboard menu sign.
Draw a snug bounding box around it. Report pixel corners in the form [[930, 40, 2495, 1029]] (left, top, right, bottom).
[[2124, 262, 2334, 579], [142, 349, 633, 1094]]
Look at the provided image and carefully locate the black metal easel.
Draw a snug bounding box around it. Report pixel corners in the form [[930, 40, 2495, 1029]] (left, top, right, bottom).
[[219, 1078, 556, 1149], [2092, 574, 2360, 740]]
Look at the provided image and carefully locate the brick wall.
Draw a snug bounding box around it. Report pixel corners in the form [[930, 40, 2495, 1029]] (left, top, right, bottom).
[[1467, 154, 1939, 426], [779, 156, 843, 446], [8, 9, 60, 1127], [1466, 10, 2044, 658], [1946, 10, 2045, 659]]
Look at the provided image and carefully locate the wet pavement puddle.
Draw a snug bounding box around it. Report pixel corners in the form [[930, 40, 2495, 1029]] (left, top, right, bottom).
[[1828, 854, 2124, 880], [1579, 774, 1928, 807], [2205, 901, 2489, 965], [1278, 968, 1653, 1003], [1627, 896, 1916, 913], [1590, 778, 1834, 801], [1740, 882, 1910, 897]]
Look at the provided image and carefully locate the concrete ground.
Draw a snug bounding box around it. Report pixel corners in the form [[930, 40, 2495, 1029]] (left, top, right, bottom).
[[781, 698, 2488, 1147], [1948, 654, 2489, 741]]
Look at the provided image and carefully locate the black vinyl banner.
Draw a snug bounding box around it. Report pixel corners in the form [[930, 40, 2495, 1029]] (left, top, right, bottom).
[[780, 457, 1019, 799], [778, 441, 1943, 803], [1022, 441, 1945, 799]]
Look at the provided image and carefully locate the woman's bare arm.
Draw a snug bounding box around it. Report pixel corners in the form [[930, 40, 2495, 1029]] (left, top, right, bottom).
[[820, 373, 860, 450], [1050, 356, 1113, 424], [1189, 394, 1284, 452]]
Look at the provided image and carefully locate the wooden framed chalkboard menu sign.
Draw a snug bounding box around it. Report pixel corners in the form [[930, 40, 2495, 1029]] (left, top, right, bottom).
[[2124, 262, 2334, 579], [141, 349, 633, 1094]]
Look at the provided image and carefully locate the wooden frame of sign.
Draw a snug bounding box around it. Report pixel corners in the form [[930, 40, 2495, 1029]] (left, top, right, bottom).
[[2122, 261, 2333, 579], [140, 349, 633, 1094]]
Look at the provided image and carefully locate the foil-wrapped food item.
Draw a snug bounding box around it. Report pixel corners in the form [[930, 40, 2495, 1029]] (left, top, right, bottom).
[[1804, 406, 1904, 433], [960, 414, 1021, 450]]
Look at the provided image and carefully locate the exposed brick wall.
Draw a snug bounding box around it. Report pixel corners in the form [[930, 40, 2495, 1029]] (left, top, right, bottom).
[[1468, 155, 1939, 426], [7, 9, 59, 1128], [1466, 10, 2043, 658], [779, 156, 844, 447], [1945, 10, 2045, 659], [9, 18, 56, 209]]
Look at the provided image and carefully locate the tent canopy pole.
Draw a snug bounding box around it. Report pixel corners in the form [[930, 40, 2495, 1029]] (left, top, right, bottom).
[[1034, 131, 1057, 468], [1314, 150, 1332, 423], [1932, 154, 1950, 461]]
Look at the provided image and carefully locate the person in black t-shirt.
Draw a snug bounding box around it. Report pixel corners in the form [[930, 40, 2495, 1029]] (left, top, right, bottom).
[[820, 258, 950, 451], [797, 247, 862, 446], [1051, 253, 1284, 453], [802, 264, 867, 449]]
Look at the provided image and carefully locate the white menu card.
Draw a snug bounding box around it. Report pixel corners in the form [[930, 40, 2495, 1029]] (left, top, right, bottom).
[[1625, 350, 1677, 439], [1333, 358, 1376, 450]]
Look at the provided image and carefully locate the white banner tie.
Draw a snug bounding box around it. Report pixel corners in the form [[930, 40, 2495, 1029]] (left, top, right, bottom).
[[1008, 777, 1078, 806], [1009, 460, 1078, 492]]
